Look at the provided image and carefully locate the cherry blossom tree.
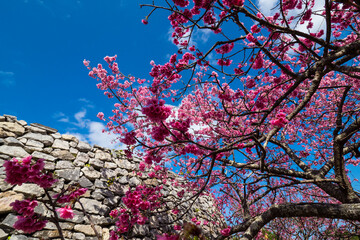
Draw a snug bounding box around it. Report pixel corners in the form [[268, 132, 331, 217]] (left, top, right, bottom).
[[86, 0, 360, 239]]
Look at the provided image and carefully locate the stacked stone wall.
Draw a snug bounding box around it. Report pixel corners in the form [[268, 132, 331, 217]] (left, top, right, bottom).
[[0, 114, 225, 240]]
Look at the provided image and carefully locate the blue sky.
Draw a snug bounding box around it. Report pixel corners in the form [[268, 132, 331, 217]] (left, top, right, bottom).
[[0, 0, 183, 148]]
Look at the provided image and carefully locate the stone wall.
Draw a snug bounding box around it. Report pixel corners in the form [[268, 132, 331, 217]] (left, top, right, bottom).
[[0, 114, 225, 240]]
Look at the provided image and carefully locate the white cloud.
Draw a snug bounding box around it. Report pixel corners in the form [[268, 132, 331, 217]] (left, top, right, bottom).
[[56, 109, 123, 149], [0, 71, 15, 87], [87, 121, 121, 149], [258, 0, 277, 16], [74, 109, 88, 128]]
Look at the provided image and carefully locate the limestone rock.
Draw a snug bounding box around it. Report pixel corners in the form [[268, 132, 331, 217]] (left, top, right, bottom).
[[13, 183, 44, 197], [21, 132, 54, 146], [0, 191, 24, 214], [25, 125, 47, 133], [51, 149, 76, 160], [0, 122, 25, 135], [74, 225, 102, 236], [30, 123, 58, 133], [4, 137, 23, 147], [77, 141, 91, 152], [55, 160, 74, 169], [52, 138, 70, 150], [32, 151, 56, 161], [0, 128, 15, 138], [0, 228, 7, 240], [62, 134, 79, 143], [77, 198, 110, 215], [82, 167, 101, 180], [0, 145, 29, 158], [89, 158, 104, 169], [55, 168, 80, 181], [95, 150, 111, 161], [26, 139, 44, 148]]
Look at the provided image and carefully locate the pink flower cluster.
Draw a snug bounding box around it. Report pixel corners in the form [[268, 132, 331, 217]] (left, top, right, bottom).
[[53, 187, 87, 203], [3, 156, 56, 188], [215, 43, 234, 54], [270, 112, 288, 127], [121, 131, 137, 145], [56, 205, 75, 219], [4, 156, 87, 233], [151, 125, 170, 142], [142, 98, 172, 123], [220, 226, 231, 236], [110, 185, 163, 238]]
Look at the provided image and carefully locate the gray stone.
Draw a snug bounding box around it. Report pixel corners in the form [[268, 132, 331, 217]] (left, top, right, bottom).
[[4, 115, 17, 121], [4, 137, 23, 147], [26, 139, 44, 148], [0, 138, 5, 146], [9, 235, 30, 240], [79, 176, 93, 188], [32, 151, 56, 161], [55, 168, 80, 181], [51, 132, 61, 139], [0, 116, 5, 122], [0, 191, 24, 214], [88, 151, 95, 158], [70, 147, 79, 154], [104, 162, 117, 169], [89, 158, 104, 169], [91, 189, 105, 200], [116, 168, 129, 176], [72, 232, 86, 240], [68, 210, 85, 224], [25, 125, 47, 133], [51, 149, 76, 160], [103, 195, 120, 206], [133, 224, 149, 236], [0, 128, 15, 137], [13, 183, 45, 197], [45, 222, 74, 230], [0, 145, 29, 158], [1, 213, 17, 230], [0, 228, 7, 240], [74, 225, 102, 236], [94, 179, 107, 189], [129, 176, 141, 187], [118, 176, 129, 184], [44, 161, 55, 170], [21, 132, 54, 146], [61, 134, 79, 142], [55, 160, 74, 169], [76, 198, 110, 215], [95, 150, 111, 161], [33, 230, 72, 239], [82, 167, 101, 180], [77, 141, 92, 152], [52, 138, 70, 150], [17, 120, 27, 126], [0, 177, 12, 191], [101, 169, 117, 179], [18, 138, 27, 144], [24, 146, 42, 153], [117, 159, 136, 170], [0, 122, 25, 135], [30, 123, 58, 133], [74, 152, 89, 165], [70, 141, 78, 148]]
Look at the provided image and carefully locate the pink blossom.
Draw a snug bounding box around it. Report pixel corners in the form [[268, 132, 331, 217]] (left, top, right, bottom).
[[57, 205, 74, 219], [10, 199, 38, 216], [13, 215, 47, 233], [142, 19, 148, 25], [220, 227, 231, 236]]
